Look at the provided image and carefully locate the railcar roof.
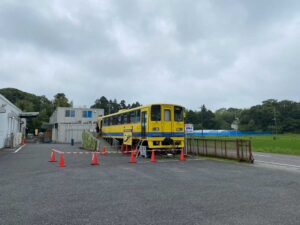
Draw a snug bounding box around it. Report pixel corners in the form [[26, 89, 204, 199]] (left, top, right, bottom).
[[99, 103, 184, 118]]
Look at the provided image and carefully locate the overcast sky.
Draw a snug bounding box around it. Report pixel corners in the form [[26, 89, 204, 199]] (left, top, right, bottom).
[[0, 0, 299, 111]]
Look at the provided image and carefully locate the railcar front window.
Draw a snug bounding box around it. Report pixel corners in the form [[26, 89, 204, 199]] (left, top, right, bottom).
[[164, 109, 171, 121], [151, 105, 161, 121], [174, 106, 183, 122]]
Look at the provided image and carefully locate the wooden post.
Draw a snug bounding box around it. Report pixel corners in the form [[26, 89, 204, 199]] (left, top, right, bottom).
[[214, 140, 217, 156], [236, 139, 240, 160]]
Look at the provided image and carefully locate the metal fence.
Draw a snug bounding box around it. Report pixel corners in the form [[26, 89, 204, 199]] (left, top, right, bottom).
[[186, 138, 254, 163]]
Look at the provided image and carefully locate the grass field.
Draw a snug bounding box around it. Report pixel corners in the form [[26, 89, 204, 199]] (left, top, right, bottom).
[[249, 134, 300, 156], [205, 134, 300, 156]]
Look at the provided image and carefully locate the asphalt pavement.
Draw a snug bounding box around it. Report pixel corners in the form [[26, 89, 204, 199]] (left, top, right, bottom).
[[0, 143, 299, 225], [254, 152, 300, 171]]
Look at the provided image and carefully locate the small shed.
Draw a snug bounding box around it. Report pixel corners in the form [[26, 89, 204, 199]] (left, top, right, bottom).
[[49, 107, 104, 143]]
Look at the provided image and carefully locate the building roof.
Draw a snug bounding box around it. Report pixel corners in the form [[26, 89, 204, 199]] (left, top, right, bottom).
[[0, 94, 22, 114], [20, 112, 39, 118], [55, 107, 104, 111]]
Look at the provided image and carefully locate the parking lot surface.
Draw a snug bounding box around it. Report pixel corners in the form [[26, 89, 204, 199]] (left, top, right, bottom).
[[0, 144, 299, 225]]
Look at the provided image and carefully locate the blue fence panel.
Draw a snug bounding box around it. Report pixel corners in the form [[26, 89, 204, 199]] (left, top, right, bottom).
[[186, 131, 272, 137]]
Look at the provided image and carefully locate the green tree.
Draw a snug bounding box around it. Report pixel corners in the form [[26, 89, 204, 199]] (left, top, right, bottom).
[[91, 96, 109, 114], [16, 99, 34, 112], [53, 93, 71, 108]]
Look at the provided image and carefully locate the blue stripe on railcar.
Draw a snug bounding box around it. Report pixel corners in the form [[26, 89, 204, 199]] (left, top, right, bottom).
[[102, 132, 185, 138]]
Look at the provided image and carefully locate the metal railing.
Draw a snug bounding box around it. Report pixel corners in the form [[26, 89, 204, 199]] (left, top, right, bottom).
[[186, 138, 254, 163]]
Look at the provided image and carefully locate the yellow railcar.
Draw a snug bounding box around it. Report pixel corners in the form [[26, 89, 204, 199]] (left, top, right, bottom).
[[98, 104, 185, 150]]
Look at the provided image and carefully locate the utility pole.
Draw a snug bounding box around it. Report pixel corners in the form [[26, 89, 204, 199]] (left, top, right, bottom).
[[200, 105, 204, 137]]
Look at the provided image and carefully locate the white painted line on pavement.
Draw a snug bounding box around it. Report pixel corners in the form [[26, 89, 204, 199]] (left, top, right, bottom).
[[13, 144, 26, 153], [255, 160, 300, 169], [255, 154, 272, 157]]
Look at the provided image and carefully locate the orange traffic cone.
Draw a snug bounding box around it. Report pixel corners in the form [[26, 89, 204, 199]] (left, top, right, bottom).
[[151, 149, 157, 163], [49, 151, 57, 162], [91, 153, 99, 166], [101, 146, 108, 155], [180, 148, 186, 161], [59, 154, 66, 167], [129, 150, 137, 163]]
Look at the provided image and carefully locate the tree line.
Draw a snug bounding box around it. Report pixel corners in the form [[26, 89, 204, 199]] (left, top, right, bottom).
[[0, 88, 141, 132], [1, 88, 299, 133], [185, 99, 300, 133], [90, 96, 141, 115]]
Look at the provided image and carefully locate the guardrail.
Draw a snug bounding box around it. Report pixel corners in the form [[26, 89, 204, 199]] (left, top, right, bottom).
[[186, 138, 254, 163]]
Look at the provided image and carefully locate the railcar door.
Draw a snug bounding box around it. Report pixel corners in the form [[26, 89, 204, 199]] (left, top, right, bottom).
[[162, 106, 173, 137], [141, 111, 147, 138]]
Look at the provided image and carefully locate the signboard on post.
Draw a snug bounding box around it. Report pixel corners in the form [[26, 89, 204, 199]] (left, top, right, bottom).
[[123, 130, 133, 146], [185, 124, 194, 133]]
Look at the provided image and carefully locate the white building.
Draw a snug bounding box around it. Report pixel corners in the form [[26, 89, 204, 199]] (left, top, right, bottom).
[[0, 94, 24, 148], [49, 107, 104, 143]]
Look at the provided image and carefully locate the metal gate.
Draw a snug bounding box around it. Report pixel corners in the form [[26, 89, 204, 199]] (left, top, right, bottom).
[[186, 138, 254, 163]]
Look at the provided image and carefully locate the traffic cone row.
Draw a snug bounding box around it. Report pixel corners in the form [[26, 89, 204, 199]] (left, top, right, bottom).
[[49, 147, 187, 168], [48, 151, 65, 167], [49, 151, 100, 167]]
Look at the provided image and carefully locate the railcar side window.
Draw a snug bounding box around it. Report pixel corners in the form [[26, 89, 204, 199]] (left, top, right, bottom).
[[151, 105, 161, 121], [126, 113, 130, 124], [174, 106, 184, 122], [128, 113, 131, 123], [136, 110, 141, 123], [130, 111, 135, 123], [113, 116, 118, 125]]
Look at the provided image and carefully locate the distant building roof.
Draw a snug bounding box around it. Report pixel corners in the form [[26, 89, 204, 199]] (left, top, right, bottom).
[[0, 94, 22, 114], [20, 112, 39, 118]]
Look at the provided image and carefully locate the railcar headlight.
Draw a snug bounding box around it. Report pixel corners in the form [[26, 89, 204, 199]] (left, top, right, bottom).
[[176, 128, 183, 131], [153, 127, 159, 131]]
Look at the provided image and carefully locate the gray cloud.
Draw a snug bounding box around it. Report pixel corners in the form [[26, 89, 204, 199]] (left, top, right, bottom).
[[0, 0, 299, 111]]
